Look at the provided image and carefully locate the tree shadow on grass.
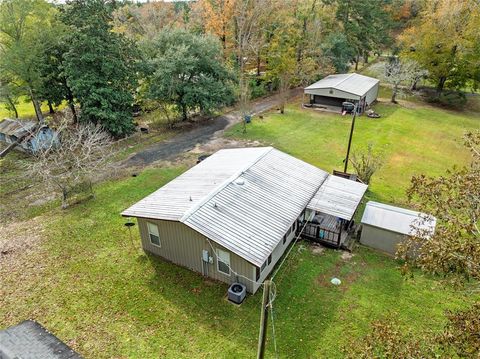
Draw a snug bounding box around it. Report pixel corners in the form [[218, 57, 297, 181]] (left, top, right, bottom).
[[130, 252, 262, 357], [133, 244, 368, 358]]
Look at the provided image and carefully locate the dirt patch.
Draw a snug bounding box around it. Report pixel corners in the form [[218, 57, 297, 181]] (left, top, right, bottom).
[[0, 216, 47, 272], [311, 244, 326, 256], [122, 88, 302, 168], [190, 138, 263, 155], [316, 251, 362, 291], [341, 252, 355, 261]]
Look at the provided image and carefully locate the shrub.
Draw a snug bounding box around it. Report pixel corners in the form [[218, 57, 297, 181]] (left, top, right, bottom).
[[249, 78, 268, 99], [426, 91, 467, 109], [349, 144, 384, 184], [345, 303, 480, 358]]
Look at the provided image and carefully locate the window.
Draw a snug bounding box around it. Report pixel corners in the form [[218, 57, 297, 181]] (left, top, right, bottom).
[[260, 260, 267, 272], [216, 249, 230, 276], [283, 234, 287, 245], [256, 267, 260, 281], [147, 222, 160, 247], [268, 254, 272, 265]]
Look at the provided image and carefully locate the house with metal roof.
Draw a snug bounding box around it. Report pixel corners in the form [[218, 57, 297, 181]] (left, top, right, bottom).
[[360, 201, 437, 255], [303, 73, 379, 114], [122, 147, 367, 293]]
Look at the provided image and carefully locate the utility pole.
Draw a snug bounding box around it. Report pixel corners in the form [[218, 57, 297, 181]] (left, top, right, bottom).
[[343, 104, 358, 173], [257, 279, 271, 359]]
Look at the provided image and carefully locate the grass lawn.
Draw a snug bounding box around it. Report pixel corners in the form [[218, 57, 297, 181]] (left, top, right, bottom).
[[226, 99, 479, 205], [1, 167, 476, 358], [0, 97, 52, 120]]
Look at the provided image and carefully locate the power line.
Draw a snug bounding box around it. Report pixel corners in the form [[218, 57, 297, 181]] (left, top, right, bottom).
[[269, 281, 279, 359], [271, 211, 315, 281], [205, 237, 259, 285]]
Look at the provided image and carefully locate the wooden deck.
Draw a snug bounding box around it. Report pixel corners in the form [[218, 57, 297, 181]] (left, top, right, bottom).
[[300, 213, 349, 248]]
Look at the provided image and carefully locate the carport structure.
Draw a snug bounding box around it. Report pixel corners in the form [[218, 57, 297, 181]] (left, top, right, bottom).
[[304, 73, 379, 114]]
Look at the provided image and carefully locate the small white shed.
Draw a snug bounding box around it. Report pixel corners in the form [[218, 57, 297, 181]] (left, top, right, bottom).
[[360, 201, 436, 255], [304, 73, 379, 114]]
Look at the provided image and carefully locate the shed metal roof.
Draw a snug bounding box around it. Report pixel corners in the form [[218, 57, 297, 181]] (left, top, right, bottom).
[[304, 73, 379, 97], [0, 320, 82, 359], [307, 175, 368, 220], [0, 118, 37, 138], [123, 147, 329, 266], [361, 201, 436, 237]]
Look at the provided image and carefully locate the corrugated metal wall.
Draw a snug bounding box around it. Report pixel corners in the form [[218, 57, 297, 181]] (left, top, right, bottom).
[[360, 224, 404, 255], [138, 218, 258, 293], [365, 83, 379, 105]]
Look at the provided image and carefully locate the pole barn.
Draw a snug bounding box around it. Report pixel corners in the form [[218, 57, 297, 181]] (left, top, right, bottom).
[[304, 73, 379, 114]]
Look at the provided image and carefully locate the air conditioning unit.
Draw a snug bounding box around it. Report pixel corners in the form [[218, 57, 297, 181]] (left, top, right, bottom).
[[228, 283, 247, 304]]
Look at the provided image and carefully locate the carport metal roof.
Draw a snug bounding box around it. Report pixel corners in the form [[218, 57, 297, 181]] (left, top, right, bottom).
[[304, 73, 379, 97], [307, 175, 368, 220]]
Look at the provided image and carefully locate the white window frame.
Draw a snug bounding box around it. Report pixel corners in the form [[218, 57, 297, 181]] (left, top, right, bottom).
[[216, 249, 231, 276], [147, 222, 161, 247]]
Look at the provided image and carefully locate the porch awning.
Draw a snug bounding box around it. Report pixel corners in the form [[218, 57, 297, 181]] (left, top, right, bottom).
[[307, 175, 368, 220]]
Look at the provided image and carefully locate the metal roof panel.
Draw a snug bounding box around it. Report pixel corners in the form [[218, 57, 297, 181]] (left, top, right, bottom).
[[361, 201, 436, 237], [307, 175, 368, 220], [304, 73, 379, 96]]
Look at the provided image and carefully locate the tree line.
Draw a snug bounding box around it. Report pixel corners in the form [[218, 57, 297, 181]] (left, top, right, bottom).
[[0, 0, 478, 137]]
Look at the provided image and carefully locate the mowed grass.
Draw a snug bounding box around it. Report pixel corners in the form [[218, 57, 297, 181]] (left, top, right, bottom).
[[0, 167, 476, 358], [226, 99, 479, 204]]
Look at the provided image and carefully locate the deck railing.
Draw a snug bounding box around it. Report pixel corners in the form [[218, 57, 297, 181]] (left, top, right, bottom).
[[300, 221, 341, 248]]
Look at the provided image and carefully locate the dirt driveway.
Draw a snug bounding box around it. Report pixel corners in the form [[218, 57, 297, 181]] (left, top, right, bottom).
[[123, 88, 302, 167]]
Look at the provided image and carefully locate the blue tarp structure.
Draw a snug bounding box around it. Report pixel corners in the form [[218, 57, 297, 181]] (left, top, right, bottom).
[[0, 118, 58, 154]]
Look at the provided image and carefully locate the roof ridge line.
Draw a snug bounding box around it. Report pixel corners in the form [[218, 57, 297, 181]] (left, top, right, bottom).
[[367, 201, 424, 217], [179, 147, 274, 223], [335, 72, 356, 87]]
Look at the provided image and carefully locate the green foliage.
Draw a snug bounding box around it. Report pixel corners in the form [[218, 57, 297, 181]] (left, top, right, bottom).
[[143, 28, 235, 121], [399, 0, 480, 93], [440, 303, 480, 357], [321, 32, 355, 73], [37, 40, 70, 108], [61, 0, 138, 137], [249, 77, 267, 99], [399, 131, 480, 283], [331, 0, 393, 58], [345, 303, 480, 358], [350, 144, 384, 184], [425, 91, 467, 109], [0, 0, 61, 121]]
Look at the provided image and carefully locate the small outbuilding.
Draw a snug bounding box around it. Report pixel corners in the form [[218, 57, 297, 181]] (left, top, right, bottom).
[[304, 73, 379, 114], [0, 118, 57, 154], [0, 320, 82, 358], [360, 201, 436, 256]]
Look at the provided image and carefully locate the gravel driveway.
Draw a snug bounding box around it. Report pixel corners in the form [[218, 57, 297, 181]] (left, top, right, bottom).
[[123, 88, 302, 166]]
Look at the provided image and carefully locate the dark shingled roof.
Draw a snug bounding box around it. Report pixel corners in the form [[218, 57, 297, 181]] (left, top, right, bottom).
[[0, 320, 82, 359]]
